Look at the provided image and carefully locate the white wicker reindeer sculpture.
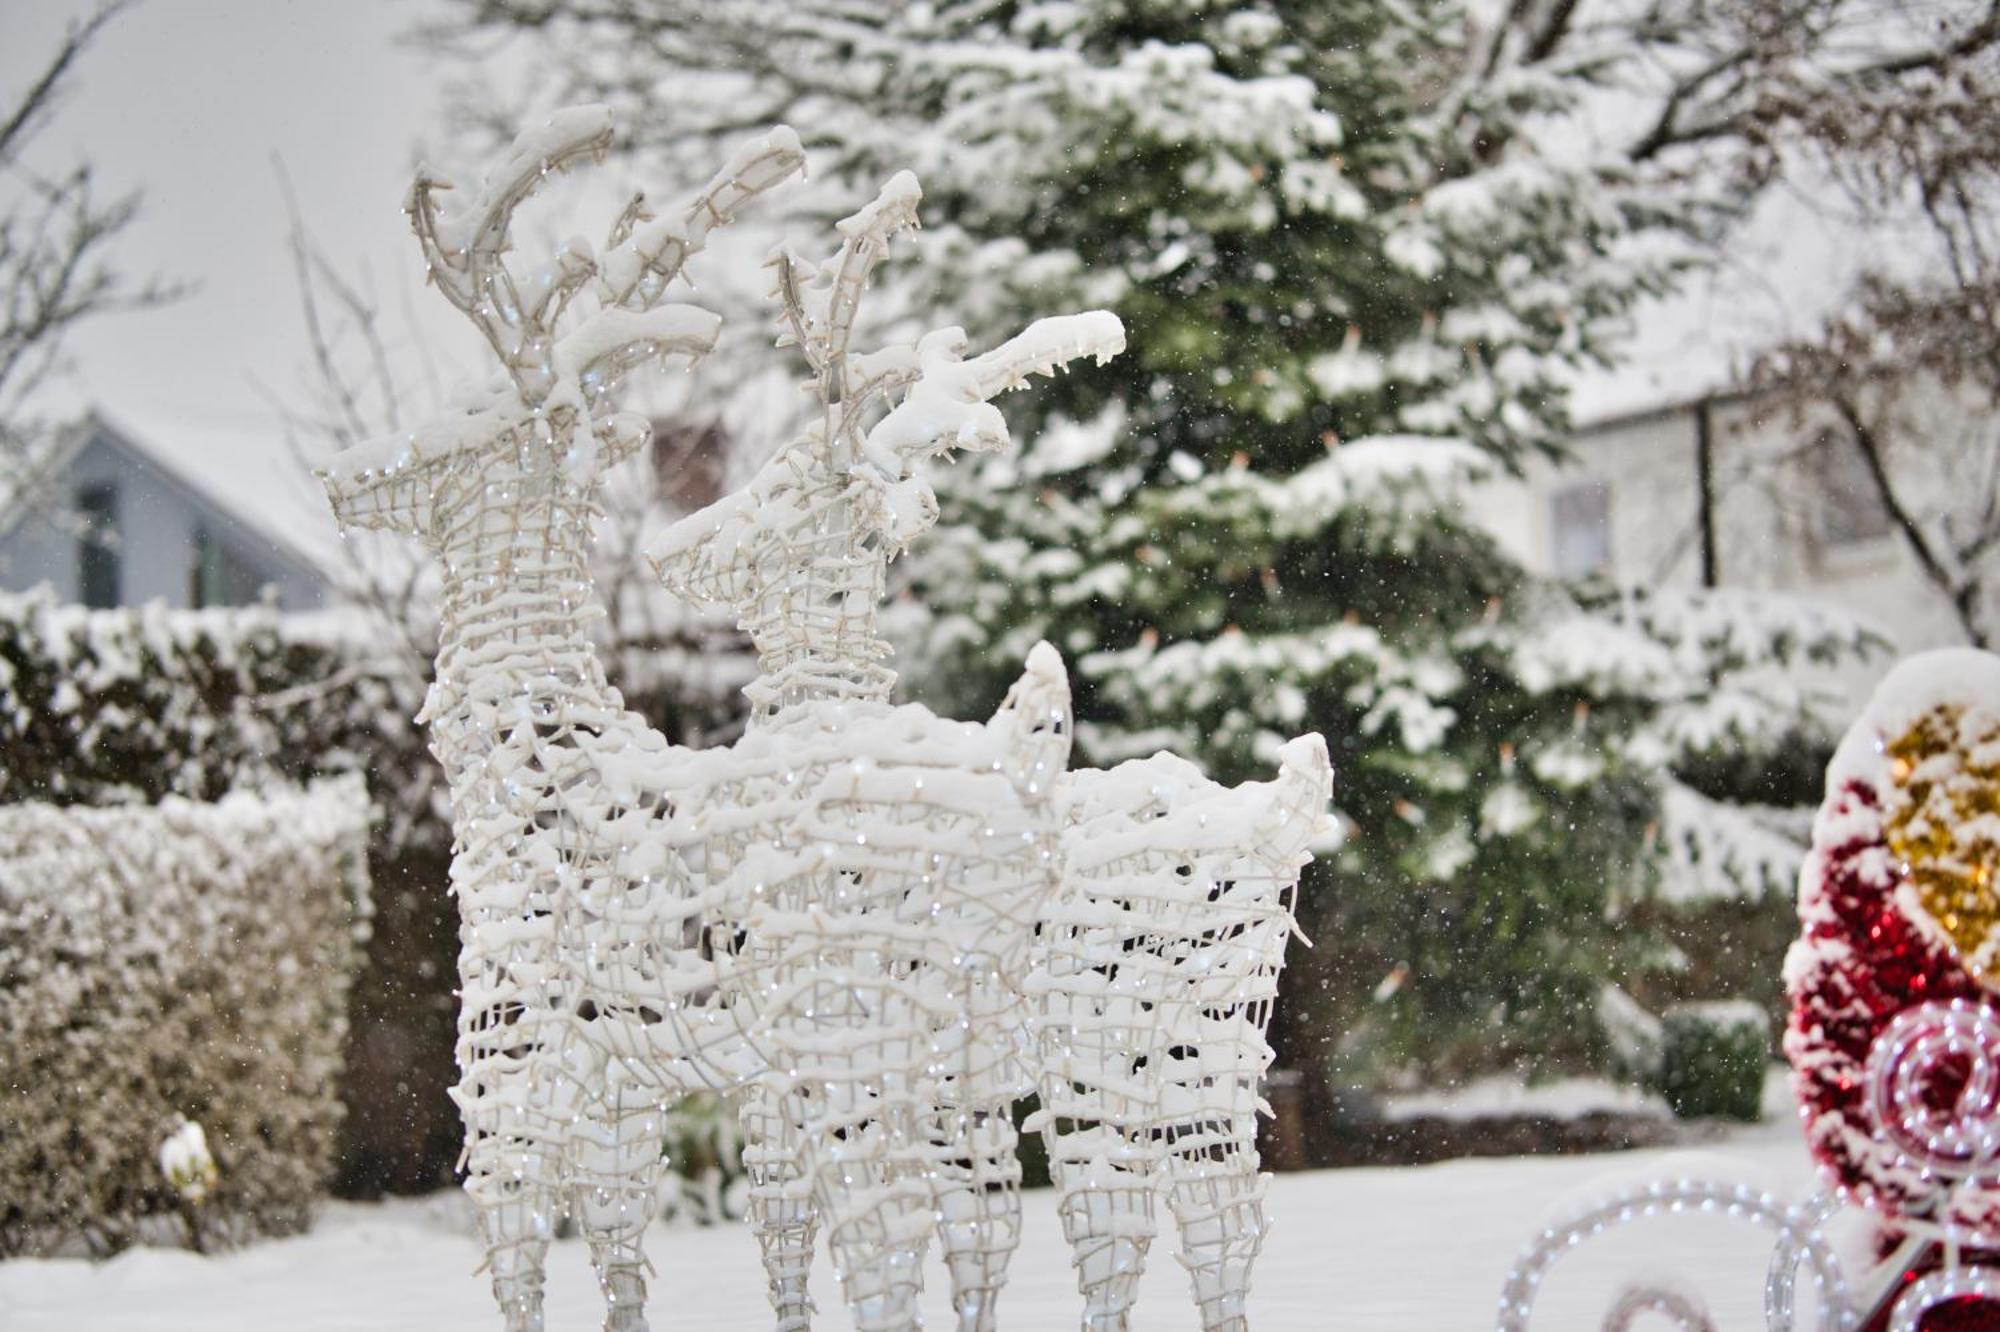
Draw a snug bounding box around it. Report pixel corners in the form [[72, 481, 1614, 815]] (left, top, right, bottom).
[[318, 108, 804, 1332], [647, 170, 1123, 1332], [1031, 739, 1333, 1332]]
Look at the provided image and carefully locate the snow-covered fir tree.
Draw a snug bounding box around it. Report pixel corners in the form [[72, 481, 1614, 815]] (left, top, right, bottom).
[[423, 0, 1970, 1121]]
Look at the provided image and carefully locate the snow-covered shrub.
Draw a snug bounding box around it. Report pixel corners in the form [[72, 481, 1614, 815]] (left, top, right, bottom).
[[0, 588, 459, 1193], [0, 779, 372, 1256], [0, 587, 747, 1194], [1653, 1001, 1769, 1123], [0, 587, 433, 835]]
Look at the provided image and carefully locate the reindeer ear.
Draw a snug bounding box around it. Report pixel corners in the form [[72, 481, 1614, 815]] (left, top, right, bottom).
[[1254, 733, 1334, 867], [988, 642, 1072, 803]]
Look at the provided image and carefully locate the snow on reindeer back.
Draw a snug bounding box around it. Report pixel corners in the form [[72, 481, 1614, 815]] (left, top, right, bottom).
[[1785, 647, 2000, 1242]]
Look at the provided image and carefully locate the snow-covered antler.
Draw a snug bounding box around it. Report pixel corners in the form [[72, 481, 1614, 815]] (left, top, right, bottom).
[[599, 125, 805, 312], [324, 115, 806, 534], [407, 107, 807, 413], [648, 160, 1125, 718], [408, 105, 616, 402], [771, 170, 923, 402]]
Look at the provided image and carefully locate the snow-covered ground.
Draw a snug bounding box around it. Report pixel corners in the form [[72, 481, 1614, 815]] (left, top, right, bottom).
[[3, 1087, 1852, 1331]]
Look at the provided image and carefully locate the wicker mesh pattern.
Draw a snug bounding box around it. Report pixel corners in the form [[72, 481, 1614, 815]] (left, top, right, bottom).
[[320, 103, 1328, 1332]]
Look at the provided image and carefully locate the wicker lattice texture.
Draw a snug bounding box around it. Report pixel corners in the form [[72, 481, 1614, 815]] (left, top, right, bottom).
[[321, 108, 808, 1332], [318, 102, 1337, 1332], [648, 162, 1119, 1329], [0, 780, 371, 1257], [1028, 736, 1332, 1332]]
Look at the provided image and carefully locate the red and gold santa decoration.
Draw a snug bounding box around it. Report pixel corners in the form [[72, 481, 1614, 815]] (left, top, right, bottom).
[[1787, 648, 2000, 1252]]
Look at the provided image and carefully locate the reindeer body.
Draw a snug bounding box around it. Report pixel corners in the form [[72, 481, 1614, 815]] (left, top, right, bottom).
[[648, 175, 1120, 1332], [430, 441, 706, 1329], [322, 111, 807, 1332], [322, 104, 1327, 1332], [651, 398, 1077, 1332], [1031, 739, 1332, 1332]]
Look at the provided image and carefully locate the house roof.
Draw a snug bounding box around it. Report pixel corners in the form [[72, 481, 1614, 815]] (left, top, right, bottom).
[[1565, 161, 1947, 431], [83, 406, 346, 583]]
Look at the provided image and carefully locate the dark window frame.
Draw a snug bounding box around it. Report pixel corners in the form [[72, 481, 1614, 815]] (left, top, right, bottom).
[[76, 482, 120, 608]]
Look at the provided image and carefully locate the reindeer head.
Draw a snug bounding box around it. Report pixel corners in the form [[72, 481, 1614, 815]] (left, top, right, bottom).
[[319, 107, 806, 549], [647, 166, 1125, 664]]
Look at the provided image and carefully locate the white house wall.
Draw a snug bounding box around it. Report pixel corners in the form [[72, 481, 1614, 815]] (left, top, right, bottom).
[[1471, 394, 1971, 662], [0, 433, 324, 611]]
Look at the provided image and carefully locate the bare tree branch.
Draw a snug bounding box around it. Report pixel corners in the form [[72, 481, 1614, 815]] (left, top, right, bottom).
[[0, 0, 183, 469]]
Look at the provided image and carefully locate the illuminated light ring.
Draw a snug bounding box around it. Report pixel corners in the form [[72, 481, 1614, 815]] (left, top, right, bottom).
[[1885, 1268, 2000, 1332], [1605, 1286, 1713, 1331], [1862, 999, 2000, 1242], [1765, 1192, 1845, 1331], [1496, 1179, 1854, 1332]]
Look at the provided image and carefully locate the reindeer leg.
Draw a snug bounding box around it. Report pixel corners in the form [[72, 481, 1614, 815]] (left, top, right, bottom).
[[742, 1084, 818, 1332], [813, 1138, 929, 1332], [1044, 1118, 1157, 1332], [572, 1070, 666, 1332], [930, 1104, 1023, 1332], [458, 999, 573, 1332], [1164, 1135, 1266, 1332], [804, 1072, 930, 1332]]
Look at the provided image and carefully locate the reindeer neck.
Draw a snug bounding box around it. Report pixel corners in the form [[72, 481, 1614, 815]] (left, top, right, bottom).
[[425, 467, 620, 751], [741, 549, 897, 724], [740, 451, 897, 726]]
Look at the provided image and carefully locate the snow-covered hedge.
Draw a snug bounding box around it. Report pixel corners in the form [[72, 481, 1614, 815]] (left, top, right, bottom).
[[0, 589, 461, 1193], [0, 588, 435, 842], [0, 588, 746, 1194], [0, 780, 373, 1256]]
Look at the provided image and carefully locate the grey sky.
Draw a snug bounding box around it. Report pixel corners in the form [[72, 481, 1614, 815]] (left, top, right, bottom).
[[2, 0, 482, 443]]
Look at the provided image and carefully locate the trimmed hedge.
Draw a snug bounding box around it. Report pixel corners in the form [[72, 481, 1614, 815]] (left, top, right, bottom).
[[0, 589, 462, 1194], [0, 588, 747, 1196], [0, 590, 434, 825], [0, 780, 372, 1256]]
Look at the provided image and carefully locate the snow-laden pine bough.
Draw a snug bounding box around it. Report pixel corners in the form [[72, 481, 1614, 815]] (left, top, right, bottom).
[[320, 104, 1332, 1332], [1497, 649, 2000, 1332]]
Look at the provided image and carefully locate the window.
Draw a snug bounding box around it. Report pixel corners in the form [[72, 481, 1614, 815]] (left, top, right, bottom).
[[1811, 428, 1893, 546], [1549, 480, 1612, 580], [650, 418, 729, 511], [191, 525, 268, 608], [76, 483, 120, 608]]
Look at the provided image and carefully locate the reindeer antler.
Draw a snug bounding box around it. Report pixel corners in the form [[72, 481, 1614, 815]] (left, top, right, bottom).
[[598, 126, 806, 314], [409, 109, 808, 415], [329, 110, 806, 507], [409, 104, 617, 402], [567, 126, 806, 413], [771, 171, 924, 406]]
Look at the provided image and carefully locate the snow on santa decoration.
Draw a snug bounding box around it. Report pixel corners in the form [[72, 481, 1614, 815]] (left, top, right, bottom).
[[1786, 649, 2000, 1327], [1500, 649, 2000, 1331]]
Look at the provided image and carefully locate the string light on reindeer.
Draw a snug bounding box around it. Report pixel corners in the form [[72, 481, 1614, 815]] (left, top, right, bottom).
[[646, 161, 1115, 1332], [321, 102, 1333, 1332]]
